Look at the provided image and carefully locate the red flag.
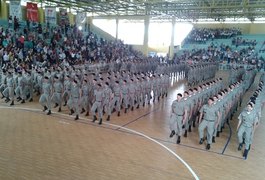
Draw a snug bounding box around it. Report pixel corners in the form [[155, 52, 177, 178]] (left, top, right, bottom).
[[26, 2, 38, 22]]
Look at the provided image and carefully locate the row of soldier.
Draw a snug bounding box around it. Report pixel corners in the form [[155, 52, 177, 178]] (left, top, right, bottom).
[[187, 63, 218, 87], [237, 73, 265, 159], [169, 67, 257, 150], [39, 69, 172, 124], [0, 64, 178, 125]]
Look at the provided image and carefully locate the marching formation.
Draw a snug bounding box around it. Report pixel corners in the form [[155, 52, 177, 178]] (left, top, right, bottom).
[[170, 67, 259, 154]]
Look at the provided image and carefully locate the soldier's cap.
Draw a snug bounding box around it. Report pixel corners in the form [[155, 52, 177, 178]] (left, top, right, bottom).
[[66, 75, 70, 78], [83, 79, 88, 83], [93, 79, 97, 82], [184, 91, 189, 94], [188, 88, 193, 92], [218, 92, 222, 96], [206, 82, 210, 85], [54, 76, 59, 79], [193, 88, 198, 91], [131, 79, 134, 82], [123, 80, 127, 83], [177, 93, 182, 97], [100, 78, 104, 81], [107, 77, 110, 80], [97, 83, 102, 87], [105, 82, 109, 86], [44, 76, 49, 80], [18, 71, 22, 74], [73, 80, 78, 84], [92, 73, 96, 76], [115, 81, 119, 84], [84, 73, 88, 76]]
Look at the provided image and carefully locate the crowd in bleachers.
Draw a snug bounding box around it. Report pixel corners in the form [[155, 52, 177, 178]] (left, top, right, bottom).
[[184, 28, 242, 44], [232, 37, 257, 47]]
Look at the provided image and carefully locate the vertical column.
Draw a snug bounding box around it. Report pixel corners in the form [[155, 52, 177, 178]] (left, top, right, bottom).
[[38, 8, 44, 23], [143, 15, 150, 56], [115, 17, 119, 39], [1, 0, 8, 20], [87, 16, 93, 32], [169, 16, 176, 60]]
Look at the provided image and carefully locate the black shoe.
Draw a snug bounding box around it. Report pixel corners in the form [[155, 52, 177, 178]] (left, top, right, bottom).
[[80, 108, 85, 114], [136, 105, 139, 109], [85, 112, 89, 116], [54, 103, 58, 108], [217, 131, 220, 137], [117, 111, 120, 116], [199, 138, 204, 144], [169, 130, 175, 138], [92, 115, 97, 122], [74, 115, 79, 120], [131, 106, 134, 111], [58, 107, 61, 112], [21, 99, 25, 104], [17, 97, 21, 102], [184, 130, 187, 137], [106, 115, 110, 121], [29, 98, 33, 102], [143, 102, 145, 107], [176, 136, 181, 144], [98, 118, 102, 125], [243, 149, 249, 160], [212, 137, 216, 143], [182, 125, 185, 129], [43, 106, 48, 112], [5, 98, 10, 103], [10, 101, 14, 106], [63, 102, 67, 106], [206, 144, 211, 150], [125, 108, 127, 114], [47, 110, 51, 115], [193, 121, 196, 128], [188, 125, 192, 132], [238, 143, 243, 151], [69, 109, 74, 115]]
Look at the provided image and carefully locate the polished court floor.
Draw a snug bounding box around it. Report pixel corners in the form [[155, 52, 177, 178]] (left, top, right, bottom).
[[0, 71, 264, 180]]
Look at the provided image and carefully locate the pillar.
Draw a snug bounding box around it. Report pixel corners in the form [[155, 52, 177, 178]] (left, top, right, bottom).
[[115, 17, 119, 39], [143, 15, 150, 56], [169, 17, 176, 60], [38, 8, 44, 23], [1, 0, 8, 20]]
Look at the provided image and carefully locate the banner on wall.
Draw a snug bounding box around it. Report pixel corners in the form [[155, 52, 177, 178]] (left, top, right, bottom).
[[26, 2, 38, 22], [59, 8, 69, 26], [45, 7, 56, 25], [76, 12, 86, 29], [9, 1, 22, 20]]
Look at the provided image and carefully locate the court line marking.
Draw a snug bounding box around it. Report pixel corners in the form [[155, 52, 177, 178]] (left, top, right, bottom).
[[0, 105, 199, 180], [116, 107, 160, 130], [0, 104, 243, 160], [221, 121, 233, 154]]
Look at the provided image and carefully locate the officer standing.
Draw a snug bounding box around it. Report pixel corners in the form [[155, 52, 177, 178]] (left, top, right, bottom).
[[3, 70, 15, 106], [111, 81, 122, 116], [237, 103, 256, 160], [169, 93, 187, 144], [198, 97, 219, 150], [51, 76, 63, 112], [67, 79, 81, 120], [91, 83, 105, 124], [39, 76, 52, 115]]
